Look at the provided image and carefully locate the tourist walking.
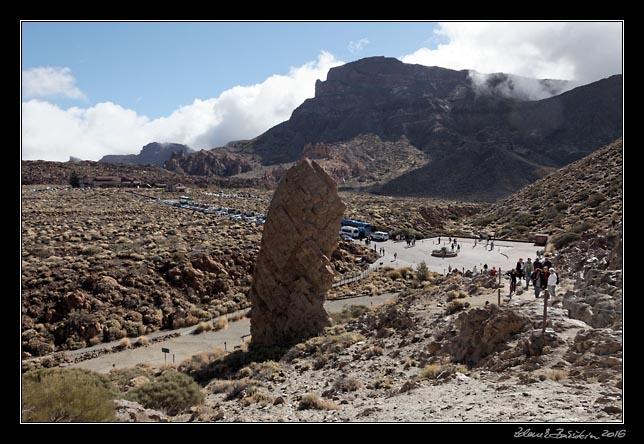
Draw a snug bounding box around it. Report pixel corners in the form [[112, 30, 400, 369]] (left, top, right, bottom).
[[548, 268, 558, 298], [516, 258, 524, 282], [532, 269, 545, 298], [543, 254, 552, 270], [509, 269, 517, 294], [524, 258, 533, 289]]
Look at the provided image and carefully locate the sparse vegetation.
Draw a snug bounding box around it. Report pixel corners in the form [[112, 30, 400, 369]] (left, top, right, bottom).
[[543, 370, 568, 381], [419, 364, 442, 379], [552, 232, 581, 249], [298, 393, 340, 411], [587, 192, 607, 207], [333, 376, 363, 392], [22, 368, 116, 422], [193, 321, 214, 334], [134, 336, 150, 347], [126, 369, 204, 415], [329, 305, 370, 324]]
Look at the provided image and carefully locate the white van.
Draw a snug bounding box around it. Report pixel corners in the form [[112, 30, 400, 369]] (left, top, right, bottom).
[[371, 231, 389, 241], [340, 226, 360, 239]]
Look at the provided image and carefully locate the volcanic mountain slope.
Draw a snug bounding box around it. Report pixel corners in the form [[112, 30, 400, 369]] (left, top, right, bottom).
[[100, 142, 193, 166], [21, 160, 270, 189], [178, 57, 621, 201], [468, 138, 623, 242]]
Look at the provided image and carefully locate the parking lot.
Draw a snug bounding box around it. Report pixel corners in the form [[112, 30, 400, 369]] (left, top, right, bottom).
[[367, 236, 542, 275]]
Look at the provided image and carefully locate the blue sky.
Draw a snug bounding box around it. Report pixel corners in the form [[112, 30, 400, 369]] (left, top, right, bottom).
[[22, 22, 442, 118], [21, 21, 622, 161]]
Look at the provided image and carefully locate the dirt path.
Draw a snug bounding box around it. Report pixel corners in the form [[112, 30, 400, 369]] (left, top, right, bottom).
[[70, 293, 397, 373]]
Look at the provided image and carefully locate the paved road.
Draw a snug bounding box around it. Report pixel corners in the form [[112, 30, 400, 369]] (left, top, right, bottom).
[[369, 236, 540, 275], [70, 293, 396, 373]]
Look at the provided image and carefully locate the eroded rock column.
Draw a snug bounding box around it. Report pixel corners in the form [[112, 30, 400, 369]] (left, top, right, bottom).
[[249, 159, 345, 346]]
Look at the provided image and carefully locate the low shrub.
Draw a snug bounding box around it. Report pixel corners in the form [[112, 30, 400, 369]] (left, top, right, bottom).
[[126, 369, 204, 415], [552, 232, 581, 249], [22, 368, 116, 422], [298, 393, 340, 410]]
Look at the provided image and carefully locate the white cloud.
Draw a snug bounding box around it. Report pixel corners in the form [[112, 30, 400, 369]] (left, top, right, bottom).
[[21, 52, 343, 161], [402, 22, 622, 84], [348, 38, 370, 53], [22, 67, 87, 100]]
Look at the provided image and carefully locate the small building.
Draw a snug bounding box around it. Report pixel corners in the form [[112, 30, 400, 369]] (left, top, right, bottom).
[[534, 233, 549, 246], [166, 183, 187, 193]]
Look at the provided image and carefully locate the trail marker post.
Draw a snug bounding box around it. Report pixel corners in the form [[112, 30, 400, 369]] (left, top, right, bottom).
[[162, 347, 169, 364]]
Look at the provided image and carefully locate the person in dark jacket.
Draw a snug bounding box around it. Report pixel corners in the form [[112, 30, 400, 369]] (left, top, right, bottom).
[[509, 269, 517, 294], [532, 268, 545, 298]]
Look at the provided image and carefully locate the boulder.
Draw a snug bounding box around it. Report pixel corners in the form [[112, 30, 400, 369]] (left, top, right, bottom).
[[444, 305, 531, 365], [249, 160, 345, 346]]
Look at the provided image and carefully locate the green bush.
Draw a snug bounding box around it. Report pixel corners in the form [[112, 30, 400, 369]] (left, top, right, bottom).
[[22, 368, 116, 422], [572, 221, 594, 233], [472, 214, 496, 227], [329, 305, 369, 324], [555, 202, 569, 211], [552, 232, 581, 249], [386, 270, 402, 280], [513, 212, 532, 226], [415, 261, 430, 281], [126, 369, 204, 415]]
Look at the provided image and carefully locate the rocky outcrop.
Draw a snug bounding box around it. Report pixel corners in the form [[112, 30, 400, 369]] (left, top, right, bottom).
[[249, 160, 345, 346], [443, 305, 531, 365], [299, 134, 428, 189], [100, 142, 192, 166], [164, 149, 254, 176], [114, 399, 169, 422], [563, 267, 622, 329]]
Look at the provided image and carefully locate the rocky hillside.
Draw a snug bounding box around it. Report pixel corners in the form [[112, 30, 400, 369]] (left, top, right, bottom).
[[164, 149, 255, 176], [100, 143, 193, 166], [230, 57, 621, 201], [21, 160, 269, 189], [300, 134, 428, 190], [20, 187, 377, 357], [469, 138, 622, 242]]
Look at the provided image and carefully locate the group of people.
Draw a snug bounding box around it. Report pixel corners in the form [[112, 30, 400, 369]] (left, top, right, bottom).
[[507, 256, 559, 298]]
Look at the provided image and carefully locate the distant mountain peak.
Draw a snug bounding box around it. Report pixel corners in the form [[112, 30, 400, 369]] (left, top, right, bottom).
[[99, 142, 193, 166]]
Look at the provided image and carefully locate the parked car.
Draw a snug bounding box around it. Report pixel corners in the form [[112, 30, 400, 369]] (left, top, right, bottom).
[[370, 231, 389, 241]]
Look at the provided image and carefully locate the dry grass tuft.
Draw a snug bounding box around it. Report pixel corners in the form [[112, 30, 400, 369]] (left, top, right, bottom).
[[298, 393, 340, 410], [134, 336, 150, 347]]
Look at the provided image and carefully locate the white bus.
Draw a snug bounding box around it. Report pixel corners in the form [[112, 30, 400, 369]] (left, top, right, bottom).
[[340, 226, 360, 239]]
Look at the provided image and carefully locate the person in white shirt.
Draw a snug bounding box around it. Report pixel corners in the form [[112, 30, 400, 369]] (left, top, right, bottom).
[[547, 268, 558, 298]]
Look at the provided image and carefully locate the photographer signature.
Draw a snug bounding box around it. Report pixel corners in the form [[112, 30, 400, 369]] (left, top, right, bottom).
[[514, 427, 626, 439]]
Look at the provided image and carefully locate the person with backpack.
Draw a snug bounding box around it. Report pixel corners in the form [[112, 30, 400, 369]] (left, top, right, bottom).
[[548, 267, 559, 298]]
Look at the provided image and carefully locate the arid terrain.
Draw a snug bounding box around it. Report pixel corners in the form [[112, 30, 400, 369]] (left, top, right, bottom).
[[21, 139, 622, 423]]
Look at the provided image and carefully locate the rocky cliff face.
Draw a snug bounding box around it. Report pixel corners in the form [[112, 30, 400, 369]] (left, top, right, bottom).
[[163, 149, 254, 176], [100, 142, 193, 166], [249, 160, 345, 346], [245, 57, 622, 200]]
